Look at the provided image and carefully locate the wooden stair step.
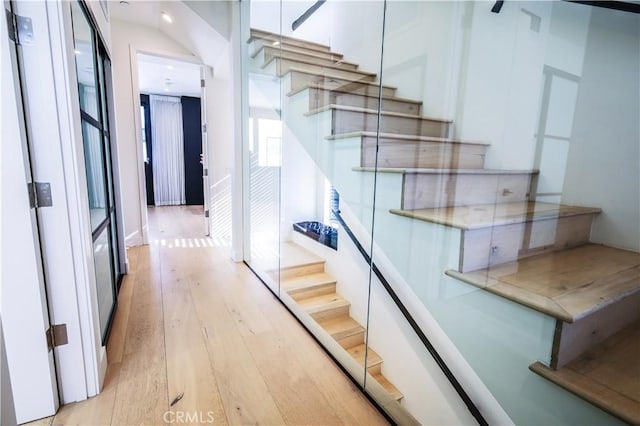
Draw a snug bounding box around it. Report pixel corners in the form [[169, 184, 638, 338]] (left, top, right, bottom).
[[347, 344, 384, 375], [328, 131, 488, 169], [372, 373, 404, 402], [267, 57, 377, 83], [390, 202, 601, 230], [529, 320, 640, 425], [249, 28, 331, 52], [301, 87, 422, 116], [287, 70, 397, 98], [250, 38, 344, 61], [282, 272, 336, 300], [317, 315, 365, 347], [276, 242, 326, 280], [297, 292, 350, 320], [392, 202, 600, 272], [354, 167, 538, 210], [307, 105, 451, 138], [258, 45, 359, 70], [446, 244, 640, 323]]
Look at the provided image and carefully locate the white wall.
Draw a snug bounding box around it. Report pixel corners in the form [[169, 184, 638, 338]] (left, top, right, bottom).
[[110, 20, 194, 246], [561, 8, 640, 251]]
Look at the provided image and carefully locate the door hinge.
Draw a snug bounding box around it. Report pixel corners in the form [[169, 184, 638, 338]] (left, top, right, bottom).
[[202, 123, 207, 133], [46, 324, 68, 351], [5, 9, 33, 45], [27, 182, 53, 208], [203, 168, 208, 177], [200, 79, 205, 88], [204, 210, 210, 218]]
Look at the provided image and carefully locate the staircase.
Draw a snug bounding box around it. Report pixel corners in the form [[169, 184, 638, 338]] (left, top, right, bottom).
[[272, 242, 404, 403], [248, 29, 640, 423]]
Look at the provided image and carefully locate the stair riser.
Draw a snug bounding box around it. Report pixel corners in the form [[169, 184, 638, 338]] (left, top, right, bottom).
[[367, 363, 382, 376], [273, 58, 376, 83], [361, 137, 487, 169], [289, 71, 397, 98], [280, 262, 325, 280], [309, 304, 350, 322], [250, 30, 331, 52], [552, 291, 640, 369], [332, 110, 451, 138], [402, 173, 534, 210], [460, 214, 594, 273], [308, 88, 421, 116], [336, 332, 365, 349], [263, 48, 358, 70], [289, 282, 336, 301]]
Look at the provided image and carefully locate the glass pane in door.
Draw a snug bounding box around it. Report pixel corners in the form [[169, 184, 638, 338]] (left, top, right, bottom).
[[81, 121, 108, 230], [70, 1, 99, 121], [93, 227, 115, 338]]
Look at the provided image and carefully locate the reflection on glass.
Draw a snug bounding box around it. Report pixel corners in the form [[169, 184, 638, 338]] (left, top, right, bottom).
[[82, 121, 107, 230], [94, 227, 114, 338], [71, 1, 99, 120]]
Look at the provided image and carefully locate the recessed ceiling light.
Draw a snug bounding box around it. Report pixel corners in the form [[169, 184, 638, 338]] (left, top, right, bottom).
[[272, 41, 280, 46], [119, 1, 129, 5], [161, 11, 173, 23], [74, 49, 81, 55], [166, 65, 174, 70]]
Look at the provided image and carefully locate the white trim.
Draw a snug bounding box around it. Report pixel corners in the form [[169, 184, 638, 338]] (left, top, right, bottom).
[[233, 0, 248, 263], [200, 65, 211, 236], [129, 46, 150, 246], [129, 48, 207, 245]]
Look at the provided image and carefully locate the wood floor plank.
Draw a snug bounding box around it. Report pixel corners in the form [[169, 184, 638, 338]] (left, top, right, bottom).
[[51, 206, 386, 425], [52, 363, 121, 425]]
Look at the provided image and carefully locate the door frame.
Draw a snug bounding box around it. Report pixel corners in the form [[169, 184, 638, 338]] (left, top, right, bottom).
[[129, 49, 210, 241]]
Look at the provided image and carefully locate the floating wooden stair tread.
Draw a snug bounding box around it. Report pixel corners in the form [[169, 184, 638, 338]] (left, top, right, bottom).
[[373, 373, 404, 402], [446, 244, 640, 322], [530, 321, 640, 425], [265, 57, 377, 82], [390, 202, 601, 230], [249, 28, 331, 52], [318, 315, 365, 341], [297, 292, 350, 314], [286, 69, 398, 98], [326, 131, 488, 146], [255, 45, 357, 68], [282, 272, 336, 294], [294, 87, 422, 107], [354, 167, 539, 175], [306, 104, 452, 123], [347, 344, 383, 370]]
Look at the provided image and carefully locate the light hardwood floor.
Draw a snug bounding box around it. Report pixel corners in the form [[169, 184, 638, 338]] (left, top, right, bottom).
[[34, 206, 386, 425]]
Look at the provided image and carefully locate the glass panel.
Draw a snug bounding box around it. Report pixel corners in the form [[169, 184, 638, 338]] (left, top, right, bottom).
[[82, 120, 108, 230], [370, 1, 640, 425], [243, 0, 282, 294], [93, 226, 115, 339], [71, 1, 99, 120]]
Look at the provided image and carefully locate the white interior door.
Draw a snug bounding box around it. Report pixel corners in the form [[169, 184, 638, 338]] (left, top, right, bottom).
[[1, 1, 59, 422]]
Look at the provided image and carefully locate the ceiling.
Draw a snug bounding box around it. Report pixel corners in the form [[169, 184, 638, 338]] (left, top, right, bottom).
[[137, 53, 201, 98]]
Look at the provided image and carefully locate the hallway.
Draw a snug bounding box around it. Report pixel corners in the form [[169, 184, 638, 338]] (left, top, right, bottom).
[[37, 206, 386, 425]]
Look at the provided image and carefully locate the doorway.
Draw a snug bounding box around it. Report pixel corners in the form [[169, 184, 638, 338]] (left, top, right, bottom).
[[136, 53, 208, 232]]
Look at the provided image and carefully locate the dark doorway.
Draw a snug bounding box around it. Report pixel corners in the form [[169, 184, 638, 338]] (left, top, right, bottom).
[[140, 94, 154, 206], [181, 96, 204, 205], [140, 95, 203, 206]]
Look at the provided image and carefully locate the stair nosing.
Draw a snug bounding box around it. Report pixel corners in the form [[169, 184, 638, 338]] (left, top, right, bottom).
[[285, 68, 398, 91], [257, 44, 357, 67], [305, 104, 453, 123], [290, 86, 422, 105], [326, 131, 490, 146], [352, 166, 540, 175], [264, 56, 377, 79], [249, 29, 332, 51], [390, 202, 602, 230]]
